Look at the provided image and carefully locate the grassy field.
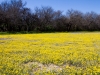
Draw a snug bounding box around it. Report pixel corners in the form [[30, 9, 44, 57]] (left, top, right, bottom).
[[0, 32, 100, 75]]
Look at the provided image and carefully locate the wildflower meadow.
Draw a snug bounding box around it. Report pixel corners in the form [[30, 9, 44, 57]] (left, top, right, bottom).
[[0, 32, 100, 75]]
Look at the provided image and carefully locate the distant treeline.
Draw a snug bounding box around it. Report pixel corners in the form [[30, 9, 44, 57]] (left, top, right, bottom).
[[0, 0, 100, 32]]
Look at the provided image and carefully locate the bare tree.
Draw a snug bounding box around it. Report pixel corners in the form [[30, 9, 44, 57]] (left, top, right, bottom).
[[84, 12, 98, 31], [34, 6, 55, 31], [0, 0, 100, 32], [67, 9, 84, 31]]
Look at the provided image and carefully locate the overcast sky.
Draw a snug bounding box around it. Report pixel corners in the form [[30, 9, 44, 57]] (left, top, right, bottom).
[[0, 0, 100, 14]]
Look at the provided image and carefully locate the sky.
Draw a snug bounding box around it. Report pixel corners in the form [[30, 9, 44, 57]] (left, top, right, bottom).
[[0, 0, 100, 14]]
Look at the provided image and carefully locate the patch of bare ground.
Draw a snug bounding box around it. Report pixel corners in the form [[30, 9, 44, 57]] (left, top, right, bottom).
[[0, 38, 12, 44], [24, 61, 64, 74], [0, 38, 11, 40]]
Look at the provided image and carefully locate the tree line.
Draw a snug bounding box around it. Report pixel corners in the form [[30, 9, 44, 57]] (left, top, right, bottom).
[[0, 0, 100, 32]]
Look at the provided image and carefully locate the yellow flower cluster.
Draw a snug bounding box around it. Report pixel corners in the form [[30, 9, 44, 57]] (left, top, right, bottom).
[[0, 32, 100, 75]]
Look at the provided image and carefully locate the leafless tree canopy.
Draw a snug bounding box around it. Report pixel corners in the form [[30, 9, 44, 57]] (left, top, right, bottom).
[[0, 0, 100, 32]]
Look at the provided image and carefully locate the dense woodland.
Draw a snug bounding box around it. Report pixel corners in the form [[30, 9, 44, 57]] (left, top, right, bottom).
[[0, 0, 100, 32]]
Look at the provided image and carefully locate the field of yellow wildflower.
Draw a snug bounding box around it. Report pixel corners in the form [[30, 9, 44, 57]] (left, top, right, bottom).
[[0, 32, 100, 75]]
